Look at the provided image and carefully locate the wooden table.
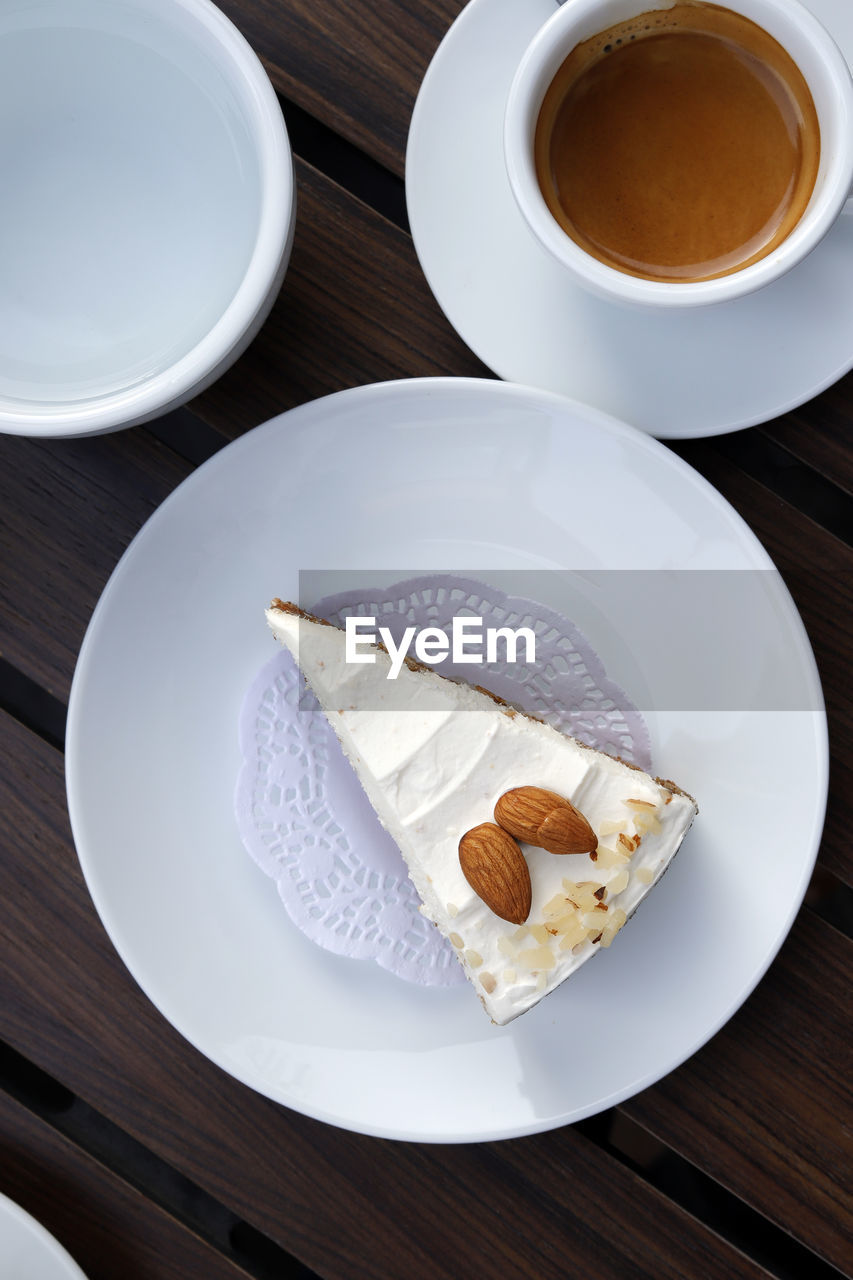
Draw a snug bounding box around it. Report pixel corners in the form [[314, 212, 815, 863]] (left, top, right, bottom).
[[1, 2, 851, 1277]]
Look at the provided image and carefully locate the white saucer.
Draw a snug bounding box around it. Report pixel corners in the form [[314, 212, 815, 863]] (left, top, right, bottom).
[[66, 378, 827, 1142], [0, 1192, 87, 1280], [406, 0, 853, 438]]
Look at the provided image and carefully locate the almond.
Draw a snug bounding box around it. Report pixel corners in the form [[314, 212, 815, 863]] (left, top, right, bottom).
[[458, 823, 531, 925], [494, 786, 597, 856]]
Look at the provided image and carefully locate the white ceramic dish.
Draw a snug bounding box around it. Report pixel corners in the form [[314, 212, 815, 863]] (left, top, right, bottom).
[[0, 1192, 87, 1280], [0, 0, 294, 438], [406, 0, 853, 436], [66, 378, 827, 1142]]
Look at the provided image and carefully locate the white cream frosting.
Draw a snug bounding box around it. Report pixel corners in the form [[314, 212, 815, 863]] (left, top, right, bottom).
[[267, 605, 698, 1025]]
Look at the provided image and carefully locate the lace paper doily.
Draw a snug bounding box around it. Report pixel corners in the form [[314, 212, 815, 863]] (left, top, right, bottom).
[[235, 575, 651, 987]]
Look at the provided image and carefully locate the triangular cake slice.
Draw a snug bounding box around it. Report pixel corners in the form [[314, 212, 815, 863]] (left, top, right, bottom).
[[266, 599, 697, 1024]]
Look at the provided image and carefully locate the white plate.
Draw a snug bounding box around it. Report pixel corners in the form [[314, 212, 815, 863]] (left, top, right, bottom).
[[0, 1192, 87, 1280], [406, 0, 853, 437], [66, 378, 827, 1141]]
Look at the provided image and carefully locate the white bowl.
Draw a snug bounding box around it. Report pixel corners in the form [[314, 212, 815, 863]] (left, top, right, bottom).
[[0, 0, 295, 437]]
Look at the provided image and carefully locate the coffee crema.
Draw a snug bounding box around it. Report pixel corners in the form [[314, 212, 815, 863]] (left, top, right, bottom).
[[534, 2, 820, 282]]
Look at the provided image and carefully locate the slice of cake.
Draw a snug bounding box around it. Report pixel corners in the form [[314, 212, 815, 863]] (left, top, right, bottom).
[[266, 599, 697, 1024]]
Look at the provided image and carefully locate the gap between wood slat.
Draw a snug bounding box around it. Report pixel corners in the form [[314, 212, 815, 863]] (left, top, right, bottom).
[[805, 865, 853, 940], [144, 405, 230, 468], [279, 94, 409, 233], [589, 1110, 849, 1280], [0, 1041, 320, 1280], [0, 658, 66, 752]]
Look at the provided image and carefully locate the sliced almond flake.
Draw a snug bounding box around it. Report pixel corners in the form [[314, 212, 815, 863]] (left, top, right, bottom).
[[464, 949, 483, 968], [449, 932, 464, 949], [634, 811, 662, 835], [479, 971, 496, 994], [559, 879, 582, 907], [599, 908, 627, 945], [517, 944, 556, 970], [543, 891, 570, 919], [608, 868, 630, 896], [599, 819, 624, 837], [558, 916, 588, 949], [596, 844, 631, 869], [625, 798, 657, 811], [528, 923, 550, 945], [447, 903, 459, 918], [574, 882, 605, 911], [551, 911, 583, 934]]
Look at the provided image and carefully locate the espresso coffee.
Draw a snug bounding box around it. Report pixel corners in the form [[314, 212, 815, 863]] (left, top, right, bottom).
[[534, 3, 820, 282]]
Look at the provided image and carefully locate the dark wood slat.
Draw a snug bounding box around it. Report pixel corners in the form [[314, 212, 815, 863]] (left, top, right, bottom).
[[674, 439, 853, 889], [0, 1091, 254, 1280], [760, 374, 853, 497], [0, 431, 192, 702], [215, 1, 464, 176], [0, 709, 778, 1280], [624, 910, 853, 1277]]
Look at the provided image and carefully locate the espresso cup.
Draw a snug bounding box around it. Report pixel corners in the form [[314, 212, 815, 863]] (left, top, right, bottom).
[[504, 0, 853, 308]]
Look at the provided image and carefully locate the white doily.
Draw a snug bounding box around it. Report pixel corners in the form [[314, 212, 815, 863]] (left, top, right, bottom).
[[235, 575, 651, 987]]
